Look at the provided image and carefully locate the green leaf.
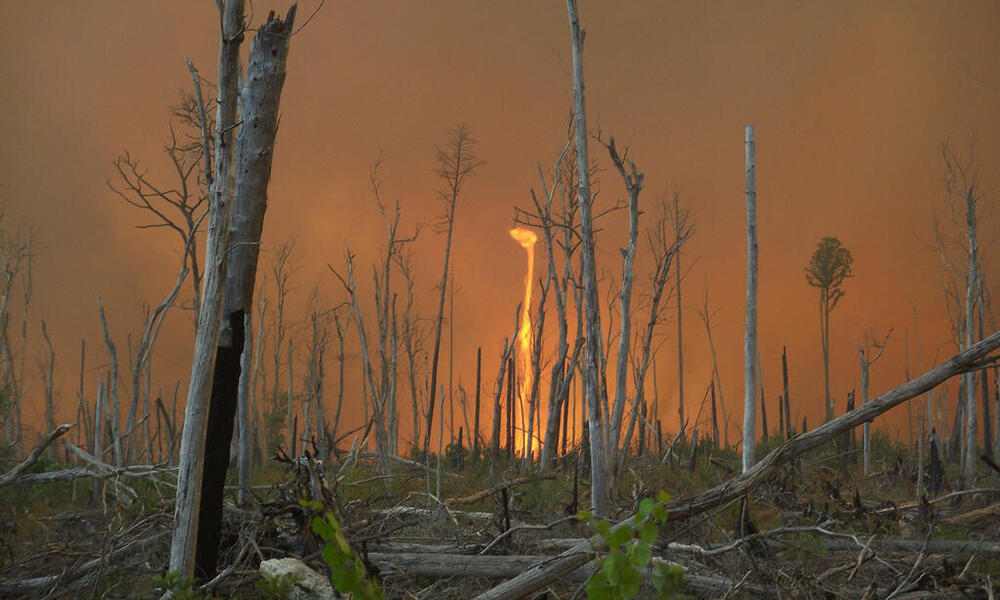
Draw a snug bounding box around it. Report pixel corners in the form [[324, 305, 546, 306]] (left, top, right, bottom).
[[637, 497, 654, 520], [606, 526, 631, 548], [638, 520, 658, 544], [629, 542, 652, 567], [312, 515, 335, 540]]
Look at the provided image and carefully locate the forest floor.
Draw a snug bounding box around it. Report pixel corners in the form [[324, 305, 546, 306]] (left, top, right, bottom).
[[1, 435, 999, 599]]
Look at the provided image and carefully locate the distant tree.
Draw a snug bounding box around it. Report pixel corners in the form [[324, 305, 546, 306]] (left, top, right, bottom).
[[805, 236, 854, 423], [423, 125, 483, 468]]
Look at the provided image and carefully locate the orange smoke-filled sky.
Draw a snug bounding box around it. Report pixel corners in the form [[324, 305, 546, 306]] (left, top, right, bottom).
[[1, 1, 998, 447]]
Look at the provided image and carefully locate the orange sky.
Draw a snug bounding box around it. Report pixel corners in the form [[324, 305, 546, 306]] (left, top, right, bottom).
[[1, 1, 998, 450]]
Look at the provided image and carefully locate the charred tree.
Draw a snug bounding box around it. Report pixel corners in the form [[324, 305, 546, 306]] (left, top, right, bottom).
[[170, 3, 296, 581]]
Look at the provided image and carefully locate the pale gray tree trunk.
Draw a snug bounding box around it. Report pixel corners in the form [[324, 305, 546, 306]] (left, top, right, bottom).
[[617, 199, 686, 471], [423, 125, 482, 463], [859, 330, 891, 476], [96, 298, 122, 467], [40, 320, 55, 436], [168, 0, 244, 578], [604, 138, 642, 467], [743, 125, 758, 473], [177, 4, 296, 580], [962, 187, 979, 486], [566, 0, 609, 515], [674, 196, 685, 441], [491, 337, 512, 470], [287, 340, 294, 455], [271, 241, 294, 452]]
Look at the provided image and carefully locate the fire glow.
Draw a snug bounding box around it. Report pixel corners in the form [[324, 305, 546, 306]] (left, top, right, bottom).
[[509, 226, 538, 454]]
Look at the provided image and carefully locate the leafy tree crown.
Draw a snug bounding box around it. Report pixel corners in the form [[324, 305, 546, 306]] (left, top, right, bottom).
[[804, 236, 853, 310]]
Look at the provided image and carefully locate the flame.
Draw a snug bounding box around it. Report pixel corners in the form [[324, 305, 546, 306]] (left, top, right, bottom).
[[509, 227, 538, 455]]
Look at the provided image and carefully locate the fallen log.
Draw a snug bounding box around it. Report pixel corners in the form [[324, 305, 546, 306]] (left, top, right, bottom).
[[447, 474, 557, 506], [0, 424, 73, 487], [470, 330, 1000, 600], [373, 506, 493, 522], [367, 552, 772, 597], [11, 464, 176, 485]]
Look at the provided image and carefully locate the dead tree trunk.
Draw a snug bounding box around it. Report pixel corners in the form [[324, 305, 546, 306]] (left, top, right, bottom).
[[604, 137, 643, 467], [96, 298, 122, 467], [743, 125, 758, 473], [172, 2, 296, 581], [618, 197, 686, 471], [782, 346, 792, 437], [980, 301, 993, 460], [169, 0, 244, 578], [963, 186, 980, 486], [197, 7, 296, 578], [423, 125, 482, 463], [566, 0, 610, 516], [40, 320, 55, 436], [859, 329, 891, 475], [490, 339, 509, 469]]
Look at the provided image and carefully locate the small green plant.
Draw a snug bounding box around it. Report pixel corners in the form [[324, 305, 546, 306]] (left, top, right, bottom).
[[577, 492, 685, 599], [256, 570, 299, 599], [303, 500, 383, 600], [153, 571, 218, 600]]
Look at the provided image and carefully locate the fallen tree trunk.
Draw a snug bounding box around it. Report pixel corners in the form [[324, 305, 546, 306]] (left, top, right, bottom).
[[368, 552, 771, 597], [372, 506, 493, 522], [447, 474, 556, 505], [11, 464, 174, 484], [0, 424, 73, 487], [471, 330, 1000, 600]]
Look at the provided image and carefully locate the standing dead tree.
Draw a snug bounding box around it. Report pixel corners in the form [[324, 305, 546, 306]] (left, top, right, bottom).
[[270, 241, 297, 457], [305, 305, 331, 460], [858, 328, 892, 475], [170, 1, 297, 581], [396, 251, 425, 453], [617, 194, 689, 470], [331, 156, 418, 469], [0, 210, 38, 447], [565, 0, 612, 516], [423, 125, 483, 464], [601, 137, 643, 470], [743, 125, 758, 473], [517, 137, 585, 470], [929, 142, 990, 485], [332, 247, 390, 471]]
